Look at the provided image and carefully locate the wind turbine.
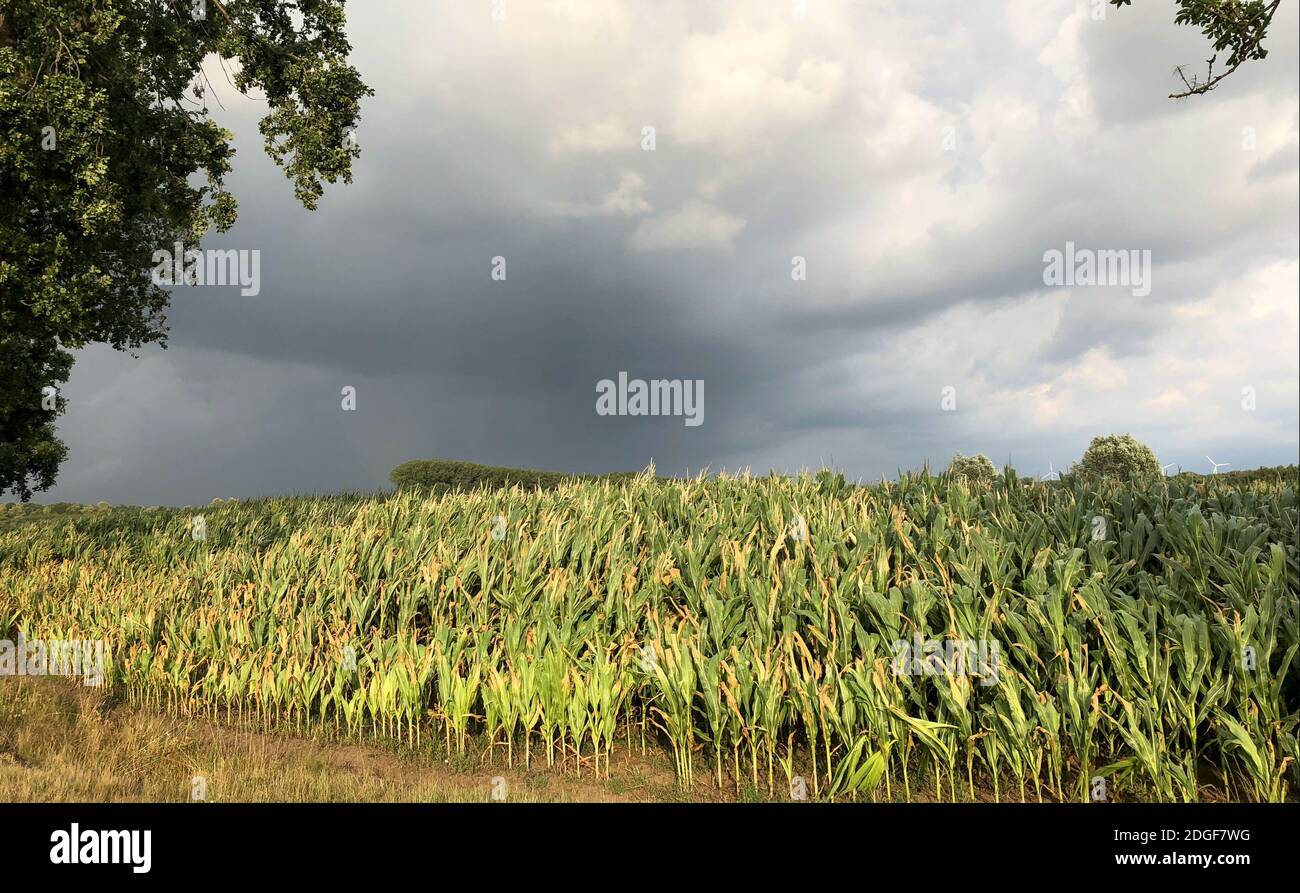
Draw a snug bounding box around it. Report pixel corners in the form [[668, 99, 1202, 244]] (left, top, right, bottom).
[[1039, 461, 1059, 482], [1206, 456, 1230, 475], [1161, 462, 1179, 476]]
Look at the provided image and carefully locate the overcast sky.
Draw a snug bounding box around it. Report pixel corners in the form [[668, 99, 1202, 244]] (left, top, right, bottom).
[[41, 0, 1300, 505]]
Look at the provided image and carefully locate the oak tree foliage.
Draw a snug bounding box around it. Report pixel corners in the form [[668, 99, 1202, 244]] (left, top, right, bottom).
[[1, 0, 370, 498]]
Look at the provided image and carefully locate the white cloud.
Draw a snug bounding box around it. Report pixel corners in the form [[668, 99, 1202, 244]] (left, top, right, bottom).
[[549, 119, 631, 155], [601, 172, 652, 217], [628, 200, 746, 253], [672, 27, 845, 154]]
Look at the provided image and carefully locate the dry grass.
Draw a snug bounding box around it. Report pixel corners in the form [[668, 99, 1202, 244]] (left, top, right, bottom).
[[0, 677, 690, 803]]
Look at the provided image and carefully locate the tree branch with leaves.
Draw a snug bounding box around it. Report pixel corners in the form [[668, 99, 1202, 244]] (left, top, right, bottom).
[[0, 0, 371, 499], [1109, 0, 1283, 98]]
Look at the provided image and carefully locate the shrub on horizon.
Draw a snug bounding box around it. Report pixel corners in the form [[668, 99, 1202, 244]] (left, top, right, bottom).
[[390, 458, 642, 493], [1072, 434, 1162, 481], [946, 453, 997, 485]]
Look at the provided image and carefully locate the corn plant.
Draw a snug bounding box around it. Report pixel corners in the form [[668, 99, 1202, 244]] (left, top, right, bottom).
[[1, 469, 1294, 801]]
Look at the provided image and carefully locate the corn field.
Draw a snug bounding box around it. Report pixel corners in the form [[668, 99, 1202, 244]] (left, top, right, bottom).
[[1, 470, 1296, 801]]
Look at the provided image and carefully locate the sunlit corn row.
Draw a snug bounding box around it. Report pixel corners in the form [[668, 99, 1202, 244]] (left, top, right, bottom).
[[1, 471, 1296, 801]]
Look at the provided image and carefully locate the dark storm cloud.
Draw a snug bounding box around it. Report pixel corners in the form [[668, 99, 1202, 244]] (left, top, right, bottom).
[[34, 0, 1299, 505]]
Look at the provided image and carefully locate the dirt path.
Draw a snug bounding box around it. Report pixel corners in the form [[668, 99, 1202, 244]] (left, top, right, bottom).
[[0, 677, 698, 803]]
